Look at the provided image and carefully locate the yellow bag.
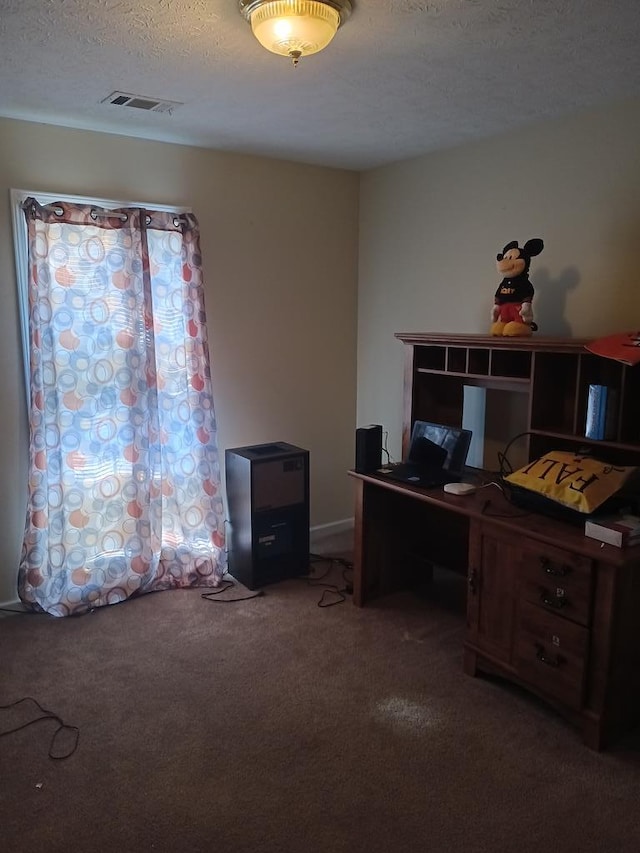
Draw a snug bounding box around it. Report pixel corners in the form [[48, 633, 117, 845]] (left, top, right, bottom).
[[505, 451, 637, 514]]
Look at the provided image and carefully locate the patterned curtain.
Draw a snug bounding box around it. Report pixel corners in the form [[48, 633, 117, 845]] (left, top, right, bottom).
[[18, 198, 226, 616]]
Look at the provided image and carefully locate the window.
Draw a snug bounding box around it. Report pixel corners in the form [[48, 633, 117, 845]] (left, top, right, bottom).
[[13, 190, 226, 616]]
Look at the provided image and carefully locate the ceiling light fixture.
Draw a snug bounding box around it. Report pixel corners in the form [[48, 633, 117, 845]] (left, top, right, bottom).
[[239, 0, 352, 67]]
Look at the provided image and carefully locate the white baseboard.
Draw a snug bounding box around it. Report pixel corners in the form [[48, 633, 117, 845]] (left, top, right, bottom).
[[310, 518, 354, 546], [0, 597, 25, 617]]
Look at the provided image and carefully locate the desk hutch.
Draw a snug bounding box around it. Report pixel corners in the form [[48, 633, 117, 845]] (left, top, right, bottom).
[[350, 333, 640, 749]]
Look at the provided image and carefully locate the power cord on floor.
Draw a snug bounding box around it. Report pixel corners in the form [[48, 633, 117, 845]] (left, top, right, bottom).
[[200, 554, 354, 607], [0, 697, 79, 760], [299, 553, 354, 608], [201, 574, 265, 603]]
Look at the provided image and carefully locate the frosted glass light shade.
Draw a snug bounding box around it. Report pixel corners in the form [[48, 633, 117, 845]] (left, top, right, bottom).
[[250, 0, 340, 59]]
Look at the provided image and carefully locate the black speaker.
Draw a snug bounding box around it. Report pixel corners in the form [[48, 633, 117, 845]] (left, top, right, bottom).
[[355, 424, 383, 473], [226, 442, 310, 590]]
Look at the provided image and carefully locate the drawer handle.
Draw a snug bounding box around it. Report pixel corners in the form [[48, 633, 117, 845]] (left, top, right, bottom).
[[540, 590, 568, 609], [540, 557, 571, 577], [535, 643, 565, 668]]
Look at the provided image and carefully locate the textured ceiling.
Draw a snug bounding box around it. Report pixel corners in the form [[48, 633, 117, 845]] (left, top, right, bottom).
[[1, 0, 640, 171]]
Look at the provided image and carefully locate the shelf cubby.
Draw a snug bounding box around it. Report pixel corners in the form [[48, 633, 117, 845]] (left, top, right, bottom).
[[531, 352, 578, 436], [621, 367, 640, 445], [397, 332, 640, 469], [490, 348, 531, 379], [415, 346, 446, 371], [468, 348, 490, 376], [446, 347, 468, 374]]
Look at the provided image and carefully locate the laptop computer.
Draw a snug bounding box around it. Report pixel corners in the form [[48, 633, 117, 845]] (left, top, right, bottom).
[[381, 420, 473, 488]]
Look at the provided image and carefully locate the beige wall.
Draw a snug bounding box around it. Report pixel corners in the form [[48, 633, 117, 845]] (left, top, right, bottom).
[[6, 96, 640, 605], [358, 97, 640, 462], [0, 117, 359, 604]]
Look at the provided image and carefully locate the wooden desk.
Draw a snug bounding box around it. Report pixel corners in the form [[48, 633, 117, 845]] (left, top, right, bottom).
[[350, 469, 640, 750]]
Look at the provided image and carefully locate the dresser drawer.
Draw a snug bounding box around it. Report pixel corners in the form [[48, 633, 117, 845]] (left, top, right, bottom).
[[520, 542, 593, 626], [515, 601, 589, 710]]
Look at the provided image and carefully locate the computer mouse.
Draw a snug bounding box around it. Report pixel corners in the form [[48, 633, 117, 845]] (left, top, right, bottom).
[[443, 482, 476, 495]]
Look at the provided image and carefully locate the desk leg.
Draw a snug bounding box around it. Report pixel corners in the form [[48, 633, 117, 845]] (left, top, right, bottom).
[[352, 478, 389, 606], [581, 715, 604, 751], [463, 646, 479, 677], [352, 478, 402, 606], [353, 478, 366, 607]]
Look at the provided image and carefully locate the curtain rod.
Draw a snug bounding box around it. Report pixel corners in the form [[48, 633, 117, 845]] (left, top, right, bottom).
[[42, 202, 128, 222], [36, 201, 181, 228]]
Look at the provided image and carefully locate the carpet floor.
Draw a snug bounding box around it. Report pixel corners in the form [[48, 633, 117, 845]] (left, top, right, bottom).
[[2, 554, 640, 853]]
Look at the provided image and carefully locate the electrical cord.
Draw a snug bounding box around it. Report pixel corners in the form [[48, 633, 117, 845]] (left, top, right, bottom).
[[300, 553, 354, 607], [201, 555, 353, 607], [0, 697, 79, 760], [482, 430, 538, 518], [474, 479, 532, 517], [495, 430, 605, 479], [382, 429, 391, 464], [480, 497, 531, 519], [488, 429, 601, 517], [201, 574, 265, 603], [495, 430, 537, 480]]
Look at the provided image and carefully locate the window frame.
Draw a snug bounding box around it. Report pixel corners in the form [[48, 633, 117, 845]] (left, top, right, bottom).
[[10, 188, 190, 396]]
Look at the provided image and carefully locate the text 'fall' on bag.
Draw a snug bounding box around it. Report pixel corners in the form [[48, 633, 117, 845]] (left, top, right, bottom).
[[505, 451, 638, 515]]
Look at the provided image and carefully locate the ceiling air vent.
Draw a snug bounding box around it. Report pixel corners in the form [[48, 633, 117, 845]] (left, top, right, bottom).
[[102, 92, 182, 114]]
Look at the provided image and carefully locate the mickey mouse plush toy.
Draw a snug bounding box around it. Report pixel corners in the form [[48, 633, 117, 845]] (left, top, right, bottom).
[[491, 238, 544, 336]]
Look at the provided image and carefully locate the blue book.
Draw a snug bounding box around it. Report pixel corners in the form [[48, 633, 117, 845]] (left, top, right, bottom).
[[585, 385, 618, 440], [585, 384, 606, 440]]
